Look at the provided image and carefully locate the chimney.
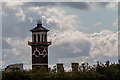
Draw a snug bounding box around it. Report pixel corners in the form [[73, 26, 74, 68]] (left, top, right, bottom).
[[72, 63, 79, 72], [57, 63, 64, 73]]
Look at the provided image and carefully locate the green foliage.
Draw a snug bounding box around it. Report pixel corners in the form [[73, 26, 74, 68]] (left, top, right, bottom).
[[2, 70, 31, 80], [2, 61, 120, 80]]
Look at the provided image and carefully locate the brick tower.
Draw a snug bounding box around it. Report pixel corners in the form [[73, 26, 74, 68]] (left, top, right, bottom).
[[28, 20, 51, 70]]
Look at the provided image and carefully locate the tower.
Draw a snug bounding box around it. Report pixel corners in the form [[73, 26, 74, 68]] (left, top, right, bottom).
[[28, 20, 51, 70]]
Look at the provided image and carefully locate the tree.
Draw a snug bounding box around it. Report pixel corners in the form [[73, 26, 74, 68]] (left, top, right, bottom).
[[2, 71, 30, 80]]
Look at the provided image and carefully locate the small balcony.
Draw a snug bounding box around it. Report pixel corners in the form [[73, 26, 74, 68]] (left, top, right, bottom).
[[28, 41, 51, 46]]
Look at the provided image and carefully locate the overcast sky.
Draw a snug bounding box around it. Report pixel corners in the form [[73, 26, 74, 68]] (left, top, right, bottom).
[[1, 2, 118, 70]]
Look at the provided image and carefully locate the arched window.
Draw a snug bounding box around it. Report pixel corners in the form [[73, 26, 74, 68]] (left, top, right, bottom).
[[34, 34, 36, 42], [45, 34, 47, 42], [42, 34, 44, 42], [38, 34, 40, 42]]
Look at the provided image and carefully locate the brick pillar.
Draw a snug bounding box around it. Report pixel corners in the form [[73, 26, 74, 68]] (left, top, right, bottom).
[[72, 63, 79, 72], [57, 63, 64, 73]]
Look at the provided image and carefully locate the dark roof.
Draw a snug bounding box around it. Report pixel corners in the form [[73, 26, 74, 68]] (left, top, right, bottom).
[[30, 24, 49, 32]]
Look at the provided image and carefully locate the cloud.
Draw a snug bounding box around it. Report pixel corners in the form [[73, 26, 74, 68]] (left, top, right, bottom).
[[2, 37, 31, 68], [2, 2, 118, 69], [15, 8, 26, 22], [50, 31, 91, 57], [5, 2, 24, 7], [106, 2, 118, 9], [2, 3, 29, 39], [57, 2, 90, 10], [87, 2, 117, 10], [50, 31, 91, 58], [2, 0, 119, 2], [2, 2, 81, 68], [12, 2, 116, 11], [49, 29, 118, 66], [61, 30, 118, 67], [90, 30, 118, 57], [0, 2, 2, 69]]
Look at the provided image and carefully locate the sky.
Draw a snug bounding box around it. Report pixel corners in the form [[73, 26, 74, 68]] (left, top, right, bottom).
[[1, 0, 120, 2], [1, 2, 119, 70]]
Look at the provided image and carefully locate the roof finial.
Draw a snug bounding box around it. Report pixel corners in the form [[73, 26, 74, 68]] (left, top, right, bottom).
[[37, 19, 42, 25]]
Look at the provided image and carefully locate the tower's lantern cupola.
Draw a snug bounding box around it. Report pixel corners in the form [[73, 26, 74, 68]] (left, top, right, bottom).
[[28, 20, 51, 70]]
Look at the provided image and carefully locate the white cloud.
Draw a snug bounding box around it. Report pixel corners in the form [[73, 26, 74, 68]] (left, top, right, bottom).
[[2, 2, 118, 70], [26, 6, 79, 37], [15, 8, 26, 22], [2, 3, 26, 22], [2, 3, 81, 69], [50, 29, 118, 67], [6, 2, 24, 7], [106, 2, 118, 9], [86, 2, 117, 11], [52, 31, 87, 46], [52, 29, 118, 67], [90, 30, 118, 57], [2, 37, 31, 68]]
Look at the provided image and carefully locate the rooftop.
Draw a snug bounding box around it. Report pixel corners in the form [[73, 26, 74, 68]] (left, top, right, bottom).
[[30, 20, 49, 32]]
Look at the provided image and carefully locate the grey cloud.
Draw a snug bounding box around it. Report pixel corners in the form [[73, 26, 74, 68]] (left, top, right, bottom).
[[90, 2, 109, 8], [2, 2, 117, 69], [2, 51, 24, 68], [2, 3, 33, 39], [23, 2, 57, 7], [24, 2, 90, 10], [54, 42, 90, 58], [118, 2, 120, 31], [49, 40, 91, 64], [23, 2, 110, 10], [97, 2, 109, 7], [2, 39, 31, 68], [59, 2, 90, 10], [2, 2, 112, 39], [119, 1, 120, 60]]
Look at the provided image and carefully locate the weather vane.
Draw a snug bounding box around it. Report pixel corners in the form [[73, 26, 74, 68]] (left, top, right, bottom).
[[37, 19, 42, 24]]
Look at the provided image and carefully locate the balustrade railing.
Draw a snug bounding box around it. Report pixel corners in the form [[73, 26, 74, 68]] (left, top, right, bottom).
[[28, 41, 51, 45]]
